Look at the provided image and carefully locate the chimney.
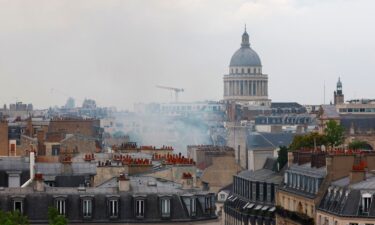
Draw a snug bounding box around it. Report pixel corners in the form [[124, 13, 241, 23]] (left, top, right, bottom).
[[181, 172, 194, 189], [34, 173, 45, 192], [287, 151, 294, 167], [350, 161, 367, 184], [118, 174, 130, 192]]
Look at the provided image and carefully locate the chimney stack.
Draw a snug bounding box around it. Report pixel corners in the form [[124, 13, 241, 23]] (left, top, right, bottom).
[[118, 174, 130, 192], [34, 173, 45, 192], [287, 152, 294, 167], [181, 172, 194, 189], [350, 160, 367, 184]]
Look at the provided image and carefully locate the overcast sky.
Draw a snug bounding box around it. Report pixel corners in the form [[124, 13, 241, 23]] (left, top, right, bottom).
[[0, 0, 374, 110]]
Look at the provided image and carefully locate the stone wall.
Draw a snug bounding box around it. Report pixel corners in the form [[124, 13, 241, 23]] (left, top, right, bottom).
[[48, 118, 100, 138], [94, 166, 128, 186], [61, 135, 98, 154], [0, 121, 8, 156]]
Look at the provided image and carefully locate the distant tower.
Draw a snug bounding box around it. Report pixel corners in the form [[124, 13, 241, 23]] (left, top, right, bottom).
[[334, 77, 344, 105]]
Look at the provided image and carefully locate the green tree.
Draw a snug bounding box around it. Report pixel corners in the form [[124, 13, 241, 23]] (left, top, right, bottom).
[[277, 146, 288, 171], [349, 140, 372, 150], [0, 210, 29, 225], [324, 120, 345, 147], [289, 132, 328, 150], [48, 207, 67, 225]]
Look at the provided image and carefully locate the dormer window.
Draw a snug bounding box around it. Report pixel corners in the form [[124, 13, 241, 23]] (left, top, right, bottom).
[[12, 197, 24, 214], [135, 199, 145, 218], [107, 197, 119, 219], [362, 193, 372, 213], [55, 198, 66, 216], [80, 197, 93, 219], [160, 197, 171, 218], [182, 195, 196, 217]]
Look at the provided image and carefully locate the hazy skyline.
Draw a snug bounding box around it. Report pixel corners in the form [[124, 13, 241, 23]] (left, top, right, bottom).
[[0, 0, 374, 110]]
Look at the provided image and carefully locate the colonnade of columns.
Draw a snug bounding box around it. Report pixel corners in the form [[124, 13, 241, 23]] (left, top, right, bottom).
[[224, 80, 268, 97]]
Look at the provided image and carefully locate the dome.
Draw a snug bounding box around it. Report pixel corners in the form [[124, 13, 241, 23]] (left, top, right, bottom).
[[229, 30, 262, 67], [230, 47, 262, 67]]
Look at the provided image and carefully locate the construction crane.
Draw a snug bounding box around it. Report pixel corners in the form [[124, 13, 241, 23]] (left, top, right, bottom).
[[156, 85, 184, 102]]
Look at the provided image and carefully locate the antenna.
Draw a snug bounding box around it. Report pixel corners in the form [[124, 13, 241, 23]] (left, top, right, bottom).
[[323, 80, 326, 105]]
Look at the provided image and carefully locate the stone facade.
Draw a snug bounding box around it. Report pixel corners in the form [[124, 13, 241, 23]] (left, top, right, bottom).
[[48, 118, 101, 138]]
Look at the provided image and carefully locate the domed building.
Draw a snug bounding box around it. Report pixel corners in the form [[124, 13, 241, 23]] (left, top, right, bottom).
[[223, 28, 270, 106]]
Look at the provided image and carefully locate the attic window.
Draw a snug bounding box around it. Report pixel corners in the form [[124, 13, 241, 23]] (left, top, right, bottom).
[[182, 195, 196, 217], [160, 197, 171, 218], [55, 198, 66, 215], [362, 193, 372, 213], [135, 199, 145, 218], [107, 197, 119, 219], [81, 198, 93, 219], [13, 199, 24, 214]]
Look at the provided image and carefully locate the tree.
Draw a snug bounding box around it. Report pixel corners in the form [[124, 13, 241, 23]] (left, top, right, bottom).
[[349, 140, 373, 150], [48, 207, 67, 225], [277, 146, 288, 171], [0, 210, 29, 225], [324, 120, 345, 147], [289, 132, 328, 151]]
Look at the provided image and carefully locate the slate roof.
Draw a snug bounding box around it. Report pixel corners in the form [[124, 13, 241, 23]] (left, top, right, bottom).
[[0, 157, 30, 171], [271, 102, 303, 108], [246, 132, 295, 150], [321, 105, 340, 119], [340, 115, 375, 133], [237, 158, 283, 184], [288, 163, 327, 178], [35, 162, 96, 175], [319, 174, 375, 217]]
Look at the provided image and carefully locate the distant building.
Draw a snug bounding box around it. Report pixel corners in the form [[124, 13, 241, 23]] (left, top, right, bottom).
[[223, 27, 270, 106], [227, 127, 295, 170], [333, 77, 344, 105]]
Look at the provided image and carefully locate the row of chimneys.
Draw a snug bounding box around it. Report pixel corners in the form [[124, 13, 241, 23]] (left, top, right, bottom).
[[112, 143, 173, 151]]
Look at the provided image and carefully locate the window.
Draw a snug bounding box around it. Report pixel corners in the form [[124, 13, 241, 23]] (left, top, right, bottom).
[[220, 194, 226, 200], [108, 199, 119, 218], [135, 199, 145, 218], [266, 184, 272, 202], [362, 193, 372, 213], [13, 200, 23, 214], [191, 198, 196, 216], [251, 182, 256, 200], [259, 183, 264, 201], [82, 199, 92, 218], [160, 198, 171, 218], [205, 196, 211, 213], [55, 199, 66, 215], [182, 196, 196, 217], [52, 145, 60, 156]]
